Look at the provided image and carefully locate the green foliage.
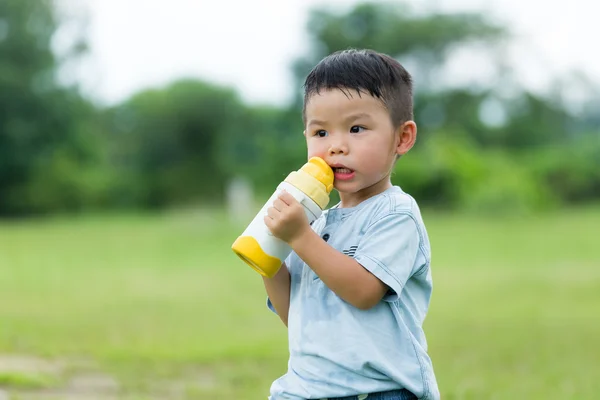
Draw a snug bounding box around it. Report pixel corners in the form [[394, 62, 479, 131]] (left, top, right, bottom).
[[394, 134, 556, 213], [0, 0, 100, 216], [105, 80, 246, 207], [292, 2, 505, 98], [0, 0, 598, 216], [498, 92, 574, 148], [217, 106, 306, 194], [527, 134, 600, 203]]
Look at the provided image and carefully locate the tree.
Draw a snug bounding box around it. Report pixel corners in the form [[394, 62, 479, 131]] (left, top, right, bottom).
[[106, 79, 247, 207], [0, 0, 97, 215], [291, 2, 505, 104]]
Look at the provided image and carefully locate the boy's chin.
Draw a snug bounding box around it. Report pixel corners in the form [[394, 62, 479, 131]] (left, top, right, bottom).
[[333, 182, 361, 193]]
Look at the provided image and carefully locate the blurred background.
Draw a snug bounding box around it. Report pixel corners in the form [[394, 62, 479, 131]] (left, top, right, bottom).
[[0, 0, 598, 399]]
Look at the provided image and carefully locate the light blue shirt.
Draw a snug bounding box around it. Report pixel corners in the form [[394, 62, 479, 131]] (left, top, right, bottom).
[[267, 186, 439, 400]]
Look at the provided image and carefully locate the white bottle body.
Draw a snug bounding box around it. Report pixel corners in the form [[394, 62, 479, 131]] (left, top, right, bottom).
[[240, 181, 323, 266]]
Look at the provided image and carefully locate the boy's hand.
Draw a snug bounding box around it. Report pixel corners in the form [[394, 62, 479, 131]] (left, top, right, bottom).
[[264, 191, 310, 244]]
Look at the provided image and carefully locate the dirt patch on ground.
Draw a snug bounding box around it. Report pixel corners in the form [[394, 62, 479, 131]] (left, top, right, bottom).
[[0, 355, 63, 376], [0, 354, 216, 400], [0, 354, 118, 399]]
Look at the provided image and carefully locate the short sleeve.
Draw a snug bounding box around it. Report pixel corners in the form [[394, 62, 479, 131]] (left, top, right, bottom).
[[353, 212, 422, 302], [267, 296, 278, 314]]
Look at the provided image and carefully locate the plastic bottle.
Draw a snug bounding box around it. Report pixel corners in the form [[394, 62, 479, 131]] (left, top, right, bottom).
[[231, 157, 334, 278]]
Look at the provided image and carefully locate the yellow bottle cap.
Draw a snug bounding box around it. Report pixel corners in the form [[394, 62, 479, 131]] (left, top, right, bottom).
[[284, 157, 334, 209], [301, 157, 334, 193]]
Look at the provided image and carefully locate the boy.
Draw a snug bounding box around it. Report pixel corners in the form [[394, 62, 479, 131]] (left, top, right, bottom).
[[262, 49, 439, 400]]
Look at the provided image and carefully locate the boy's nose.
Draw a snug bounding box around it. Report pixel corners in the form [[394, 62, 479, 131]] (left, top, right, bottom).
[[328, 140, 348, 155]]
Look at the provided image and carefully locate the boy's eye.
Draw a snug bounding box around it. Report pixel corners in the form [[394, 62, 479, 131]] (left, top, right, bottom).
[[315, 130, 328, 137], [350, 125, 365, 133]]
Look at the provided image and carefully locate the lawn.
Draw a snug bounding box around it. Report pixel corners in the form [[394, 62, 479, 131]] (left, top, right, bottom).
[[0, 206, 598, 399]]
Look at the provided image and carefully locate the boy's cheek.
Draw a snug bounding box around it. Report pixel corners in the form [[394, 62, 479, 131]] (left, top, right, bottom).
[[306, 150, 321, 159], [306, 142, 327, 160]]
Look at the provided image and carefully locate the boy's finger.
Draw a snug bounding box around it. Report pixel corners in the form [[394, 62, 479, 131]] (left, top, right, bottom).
[[266, 206, 279, 218], [278, 191, 297, 205], [272, 198, 285, 211], [263, 215, 274, 231]]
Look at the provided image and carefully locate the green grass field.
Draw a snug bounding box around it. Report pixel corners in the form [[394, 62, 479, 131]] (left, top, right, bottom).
[[0, 206, 599, 399]]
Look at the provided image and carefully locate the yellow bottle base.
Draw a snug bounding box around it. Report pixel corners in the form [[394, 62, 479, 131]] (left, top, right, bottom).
[[231, 236, 282, 278]]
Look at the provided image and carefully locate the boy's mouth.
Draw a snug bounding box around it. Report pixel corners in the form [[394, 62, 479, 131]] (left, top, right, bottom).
[[333, 167, 352, 174], [331, 166, 355, 181]]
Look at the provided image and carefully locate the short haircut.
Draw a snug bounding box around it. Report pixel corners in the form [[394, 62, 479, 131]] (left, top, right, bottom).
[[302, 48, 413, 127]]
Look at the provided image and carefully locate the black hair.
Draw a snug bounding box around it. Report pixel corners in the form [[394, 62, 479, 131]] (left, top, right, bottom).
[[302, 49, 413, 127]]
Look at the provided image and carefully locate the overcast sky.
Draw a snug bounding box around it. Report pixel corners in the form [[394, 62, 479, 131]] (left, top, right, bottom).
[[71, 0, 599, 107]]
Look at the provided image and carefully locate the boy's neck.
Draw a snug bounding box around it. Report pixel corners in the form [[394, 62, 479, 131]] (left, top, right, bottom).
[[338, 178, 393, 208]]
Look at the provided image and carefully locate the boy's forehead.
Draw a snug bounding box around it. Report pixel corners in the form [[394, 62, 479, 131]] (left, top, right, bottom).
[[305, 88, 386, 118]]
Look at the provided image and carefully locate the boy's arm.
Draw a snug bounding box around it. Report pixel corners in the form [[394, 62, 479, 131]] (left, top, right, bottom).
[[264, 191, 388, 310], [290, 230, 387, 310], [262, 263, 291, 327]]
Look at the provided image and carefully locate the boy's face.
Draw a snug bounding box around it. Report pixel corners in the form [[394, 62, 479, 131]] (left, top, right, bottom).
[[304, 88, 414, 207]]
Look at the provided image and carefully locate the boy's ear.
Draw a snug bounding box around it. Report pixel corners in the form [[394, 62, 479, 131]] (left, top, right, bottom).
[[303, 130, 306, 137], [396, 121, 417, 156]]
